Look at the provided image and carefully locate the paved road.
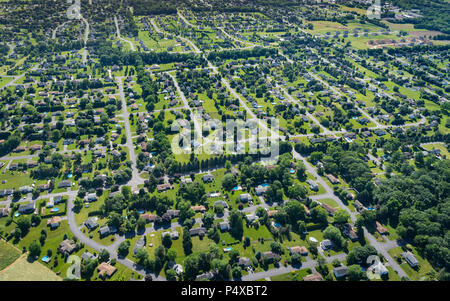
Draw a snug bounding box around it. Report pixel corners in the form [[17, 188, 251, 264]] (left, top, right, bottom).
[[114, 15, 136, 51], [52, 22, 68, 39], [153, 15, 201, 53], [80, 16, 89, 64], [364, 228, 407, 279], [117, 77, 145, 190], [242, 253, 346, 281], [0, 62, 42, 90], [177, 11, 198, 29], [275, 79, 332, 135]]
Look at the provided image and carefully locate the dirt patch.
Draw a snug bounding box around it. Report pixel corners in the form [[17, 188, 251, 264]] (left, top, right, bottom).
[[408, 31, 443, 38], [366, 36, 434, 49]]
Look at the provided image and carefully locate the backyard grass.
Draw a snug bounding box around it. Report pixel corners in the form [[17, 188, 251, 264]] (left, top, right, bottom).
[[270, 268, 312, 281], [388, 246, 435, 280], [421, 143, 449, 158], [319, 198, 339, 209], [0, 254, 62, 281]]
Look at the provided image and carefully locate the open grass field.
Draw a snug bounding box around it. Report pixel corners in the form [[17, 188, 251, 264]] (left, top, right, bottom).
[[0, 76, 14, 88], [0, 254, 62, 281], [0, 240, 21, 271], [305, 21, 382, 35], [320, 198, 339, 209]]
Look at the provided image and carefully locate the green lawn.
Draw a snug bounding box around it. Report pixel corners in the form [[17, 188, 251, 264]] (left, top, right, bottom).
[[388, 246, 435, 280], [0, 254, 62, 281], [0, 240, 21, 271], [270, 268, 312, 281]]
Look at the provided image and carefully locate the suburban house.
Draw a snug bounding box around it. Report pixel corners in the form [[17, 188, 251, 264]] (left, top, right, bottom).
[[255, 185, 267, 195], [81, 251, 96, 261], [168, 261, 184, 275], [289, 246, 308, 256], [343, 224, 358, 241], [196, 271, 216, 281], [321, 203, 338, 215], [306, 180, 319, 191], [214, 200, 227, 209], [47, 216, 61, 229], [58, 180, 72, 188], [85, 217, 99, 230], [0, 207, 10, 217], [162, 231, 180, 240], [140, 213, 156, 223], [54, 196, 64, 204], [240, 193, 252, 203], [166, 209, 180, 218], [202, 174, 215, 183], [219, 221, 230, 231], [354, 200, 366, 212], [376, 221, 388, 235], [189, 227, 207, 236], [321, 239, 334, 250], [97, 262, 117, 278], [333, 266, 348, 279], [99, 226, 117, 237], [38, 183, 51, 191], [326, 174, 340, 184], [19, 186, 33, 194], [157, 183, 173, 192], [267, 210, 277, 217], [245, 214, 258, 223], [59, 239, 76, 255], [238, 257, 252, 267], [85, 193, 98, 202], [18, 202, 35, 214], [191, 205, 206, 213], [402, 251, 419, 268], [262, 251, 281, 262]]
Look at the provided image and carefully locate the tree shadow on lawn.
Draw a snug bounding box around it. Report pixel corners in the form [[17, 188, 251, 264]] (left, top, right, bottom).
[[154, 223, 172, 231], [124, 230, 137, 239]]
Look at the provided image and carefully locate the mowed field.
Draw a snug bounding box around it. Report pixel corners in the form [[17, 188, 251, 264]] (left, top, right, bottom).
[[0, 240, 61, 281], [305, 21, 382, 35], [0, 240, 21, 271], [0, 254, 62, 281]]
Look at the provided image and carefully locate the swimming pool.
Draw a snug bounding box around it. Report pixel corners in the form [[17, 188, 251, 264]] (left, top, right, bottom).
[[51, 207, 60, 212], [261, 183, 269, 187], [42, 256, 50, 262]]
